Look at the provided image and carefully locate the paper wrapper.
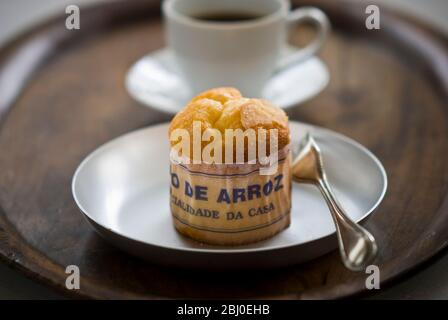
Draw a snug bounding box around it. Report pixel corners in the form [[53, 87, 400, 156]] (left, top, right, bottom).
[[169, 147, 291, 245]]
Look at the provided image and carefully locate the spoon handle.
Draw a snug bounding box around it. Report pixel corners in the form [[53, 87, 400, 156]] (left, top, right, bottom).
[[317, 176, 378, 271]]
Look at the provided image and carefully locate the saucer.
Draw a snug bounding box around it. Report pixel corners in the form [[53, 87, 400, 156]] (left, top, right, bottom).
[[125, 49, 330, 114], [72, 121, 387, 269]]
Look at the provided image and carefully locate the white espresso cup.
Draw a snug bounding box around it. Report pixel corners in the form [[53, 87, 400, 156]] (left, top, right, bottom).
[[163, 0, 330, 97]]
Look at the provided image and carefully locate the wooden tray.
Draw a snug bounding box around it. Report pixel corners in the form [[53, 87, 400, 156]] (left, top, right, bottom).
[[0, 0, 447, 299]]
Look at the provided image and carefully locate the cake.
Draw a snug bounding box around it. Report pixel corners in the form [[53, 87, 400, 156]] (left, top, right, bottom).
[[168, 87, 291, 245]]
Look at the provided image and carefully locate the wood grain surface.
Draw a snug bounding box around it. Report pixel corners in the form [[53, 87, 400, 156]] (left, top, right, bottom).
[[0, 0, 447, 299]]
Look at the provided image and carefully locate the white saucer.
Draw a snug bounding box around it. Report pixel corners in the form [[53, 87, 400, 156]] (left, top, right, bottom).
[[72, 121, 387, 269], [125, 49, 330, 114]]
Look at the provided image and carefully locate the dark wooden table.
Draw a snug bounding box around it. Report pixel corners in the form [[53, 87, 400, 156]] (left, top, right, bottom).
[[0, 0, 447, 299]]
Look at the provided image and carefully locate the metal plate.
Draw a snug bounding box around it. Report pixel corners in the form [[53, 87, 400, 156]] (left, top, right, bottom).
[[72, 121, 387, 269], [125, 48, 330, 114]]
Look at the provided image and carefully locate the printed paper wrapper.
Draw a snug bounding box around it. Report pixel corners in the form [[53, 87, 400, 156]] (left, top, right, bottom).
[[169, 147, 291, 245]]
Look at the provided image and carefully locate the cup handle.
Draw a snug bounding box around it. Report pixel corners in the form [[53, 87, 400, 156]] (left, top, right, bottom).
[[276, 7, 330, 71]]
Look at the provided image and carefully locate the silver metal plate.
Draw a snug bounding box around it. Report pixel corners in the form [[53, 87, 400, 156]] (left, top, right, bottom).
[[72, 122, 387, 269]]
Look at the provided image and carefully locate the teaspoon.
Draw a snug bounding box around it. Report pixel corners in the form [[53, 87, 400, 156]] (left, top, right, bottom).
[[291, 133, 378, 271]]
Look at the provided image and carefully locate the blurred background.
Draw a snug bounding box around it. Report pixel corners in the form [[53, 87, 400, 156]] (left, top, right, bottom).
[[0, 0, 447, 299], [1, 0, 448, 46]]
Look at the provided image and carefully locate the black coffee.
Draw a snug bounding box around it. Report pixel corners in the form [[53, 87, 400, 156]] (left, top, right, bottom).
[[194, 12, 261, 23]]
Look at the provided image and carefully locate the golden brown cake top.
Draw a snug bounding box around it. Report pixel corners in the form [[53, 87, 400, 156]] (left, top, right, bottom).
[[169, 88, 289, 138], [169, 87, 290, 160]]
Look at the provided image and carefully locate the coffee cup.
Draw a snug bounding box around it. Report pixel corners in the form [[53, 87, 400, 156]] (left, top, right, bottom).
[[163, 0, 330, 97]]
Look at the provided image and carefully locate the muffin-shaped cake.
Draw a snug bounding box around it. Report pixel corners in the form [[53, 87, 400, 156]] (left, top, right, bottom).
[[169, 87, 291, 245]]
